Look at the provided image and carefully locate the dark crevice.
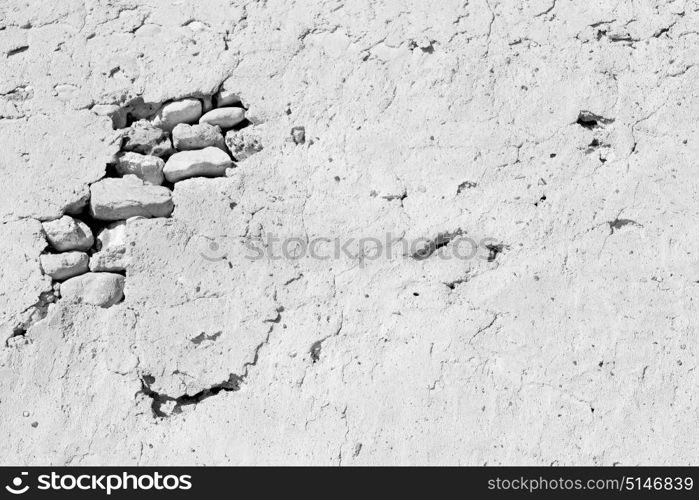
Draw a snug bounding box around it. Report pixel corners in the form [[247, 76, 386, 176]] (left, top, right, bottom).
[[7, 45, 29, 56], [309, 340, 322, 363], [408, 40, 436, 53], [104, 158, 121, 178], [607, 34, 638, 43], [444, 276, 469, 290], [7, 290, 57, 345], [587, 138, 600, 149], [576, 111, 614, 129], [121, 97, 162, 127], [71, 211, 116, 248], [191, 330, 223, 345], [139, 373, 243, 418], [231, 118, 252, 131], [609, 218, 641, 234], [308, 316, 342, 365], [420, 42, 435, 53], [457, 180, 477, 193], [595, 29, 638, 43], [412, 229, 463, 260], [12, 326, 27, 337], [381, 192, 407, 202], [139, 306, 284, 418], [585, 138, 609, 154]]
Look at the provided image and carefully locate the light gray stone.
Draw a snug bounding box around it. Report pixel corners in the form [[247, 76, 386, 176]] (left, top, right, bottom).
[[42, 216, 94, 252], [114, 152, 165, 185], [163, 147, 233, 182], [60, 272, 125, 307], [92, 104, 127, 129], [89, 221, 127, 272], [40, 252, 89, 281], [122, 120, 174, 157], [172, 123, 225, 151], [89, 176, 173, 220], [152, 99, 202, 131], [225, 127, 263, 161], [199, 107, 246, 129], [89, 252, 126, 273], [95, 221, 126, 252]]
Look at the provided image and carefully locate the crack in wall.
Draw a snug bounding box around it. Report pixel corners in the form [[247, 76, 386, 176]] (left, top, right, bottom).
[[138, 306, 283, 418], [139, 373, 244, 418], [6, 290, 57, 346]]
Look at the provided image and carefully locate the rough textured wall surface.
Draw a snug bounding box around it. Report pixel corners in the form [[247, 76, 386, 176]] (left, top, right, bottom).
[[0, 0, 697, 465]]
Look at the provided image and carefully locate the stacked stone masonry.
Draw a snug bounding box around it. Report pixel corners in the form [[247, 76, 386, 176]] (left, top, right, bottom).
[[32, 85, 264, 313]]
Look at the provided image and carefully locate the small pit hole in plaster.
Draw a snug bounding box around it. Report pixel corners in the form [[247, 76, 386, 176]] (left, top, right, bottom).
[[291, 126, 306, 145], [191, 331, 223, 345], [310, 340, 322, 363], [485, 243, 505, 262]]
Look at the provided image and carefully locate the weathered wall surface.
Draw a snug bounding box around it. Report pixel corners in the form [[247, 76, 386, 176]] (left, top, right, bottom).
[[0, 0, 697, 465]]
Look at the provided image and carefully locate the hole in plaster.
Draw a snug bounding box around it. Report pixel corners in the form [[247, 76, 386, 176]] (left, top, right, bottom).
[[608, 218, 641, 234], [576, 111, 614, 130], [485, 243, 505, 262], [310, 341, 322, 363], [412, 229, 463, 260], [291, 126, 306, 145], [7, 45, 29, 57]]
